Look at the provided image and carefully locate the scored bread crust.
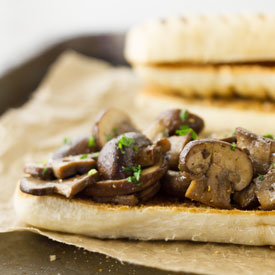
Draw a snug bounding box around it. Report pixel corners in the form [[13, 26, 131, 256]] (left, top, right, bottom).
[[125, 14, 275, 64], [133, 63, 275, 100], [14, 186, 275, 246]]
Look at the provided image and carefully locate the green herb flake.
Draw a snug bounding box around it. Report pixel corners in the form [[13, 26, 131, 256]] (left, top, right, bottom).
[[104, 133, 113, 142], [42, 167, 48, 176], [112, 127, 118, 136], [273, 163, 275, 168], [231, 143, 236, 151], [88, 136, 95, 147], [180, 109, 188, 121], [117, 136, 135, 154], [80, 154, 88, 159], [231, 131, 236, 136], [123, 165, 142, 185], [63, 137, 71, 144], [133, 145, 139, 152], [91, 152, 100, 158], [176, 125, 197, 140], [88, 168, 97, 176], [40, 160, 47, 166], [263, 134, 274, 139], [258, 174, 264, 181]]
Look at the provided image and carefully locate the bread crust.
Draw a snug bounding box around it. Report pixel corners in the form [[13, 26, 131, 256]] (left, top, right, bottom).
[[133, 64, 275, 99], [137, 87, 275, 135], [125, 14, 275, 64], [14, 186, 275, 245]]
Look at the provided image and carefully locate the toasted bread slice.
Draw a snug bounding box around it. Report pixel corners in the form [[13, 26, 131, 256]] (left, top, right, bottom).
[[125, 14, 275, 64], [14, 186, 275, 246], [133, 64, 275, 99], [136, 87, 275, 134]]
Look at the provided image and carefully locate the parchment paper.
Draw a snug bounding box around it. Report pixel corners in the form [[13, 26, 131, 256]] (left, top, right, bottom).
[[1, 51, 275, 275]]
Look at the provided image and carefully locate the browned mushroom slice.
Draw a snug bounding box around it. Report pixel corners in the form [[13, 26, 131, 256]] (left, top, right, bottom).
[[52, 154, 97, 179], [233, 183, 259, 209], [52, 136, 98, 160], [91, 182, 161, 206], [136, 138, 170, 167], [92, 108, 137, 149], [179, 140, 253, 209], [236, 127, 275, 174], [98, 132, 167, 180], [166, 134, 192, 170], [220, 135, 237, 144], [82, 159, 167, 197], [255, 168, 275, 210], [24, 162, 54, 180], [161, 170, 191, 198], [143, 109, 204, 141], [20, 172, 99, 198]]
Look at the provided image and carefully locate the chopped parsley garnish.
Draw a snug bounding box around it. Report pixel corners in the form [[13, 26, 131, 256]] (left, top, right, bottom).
[[264, 134, 274, 139], [42, 167, 48, 176], [123, 165, 142, 186], [133, 145, 139, 152], [231, 131, 236, 136], [88, 168, 97, 176], [176, 125, 197, 140], [40, 160, 47, 166], [112, 127, 118, 135], [180, 109, 188, 121], [91, 152, 100, 158], [88, 136, 95, 147], [104, 133, 113, 141], [80, 154, 88, 159], [273, 163, 275, 168], [63, 137, 71, 144], [258, 174, 264, 181], [117, 136, 135, 154], [231, 143, 236, 151]]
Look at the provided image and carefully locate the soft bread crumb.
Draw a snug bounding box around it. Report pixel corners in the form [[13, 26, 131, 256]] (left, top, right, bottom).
[[49, 255, 56, 262]]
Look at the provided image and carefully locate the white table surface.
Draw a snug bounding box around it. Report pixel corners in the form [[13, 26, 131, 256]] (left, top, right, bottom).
[[1, 0, 275, 76]]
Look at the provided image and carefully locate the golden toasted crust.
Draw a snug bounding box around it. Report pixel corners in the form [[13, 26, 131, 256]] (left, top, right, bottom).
[[133, 64, 275, 100], [137, 87, 275, 135], [125, 14, 275, 64], [14, 186, 275, 245]]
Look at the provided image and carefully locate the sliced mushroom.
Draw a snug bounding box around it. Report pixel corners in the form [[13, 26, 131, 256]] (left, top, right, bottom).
[[143, 109, 204, 141], [179, 140, 253, 209], [167, 134, 192, 170], [91, 182, 161, 206], [136, 138, 170, 167], [52, 136, 98, 160], [52, 154, 97, 179], [161, 170, 191, 198], [82, 158, 167, 197], [24, 162, 54, 180], [20, 172, 99, 199], [255, 168, 275, 210], [220, 135, 237, 144], [236, 127, 275, 175], [98, 132, 168, 180], [92, 108, 137, 149], [233, 183, 259, 209]]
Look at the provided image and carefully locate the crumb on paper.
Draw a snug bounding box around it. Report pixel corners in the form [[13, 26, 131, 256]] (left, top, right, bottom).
[[215, 250, 220, 254], [98, 268, 103, 272], [49, 255, 56, 262]]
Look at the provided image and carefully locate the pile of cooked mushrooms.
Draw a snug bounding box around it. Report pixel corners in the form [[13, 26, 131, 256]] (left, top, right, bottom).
[[20, 108, 275, 210]]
